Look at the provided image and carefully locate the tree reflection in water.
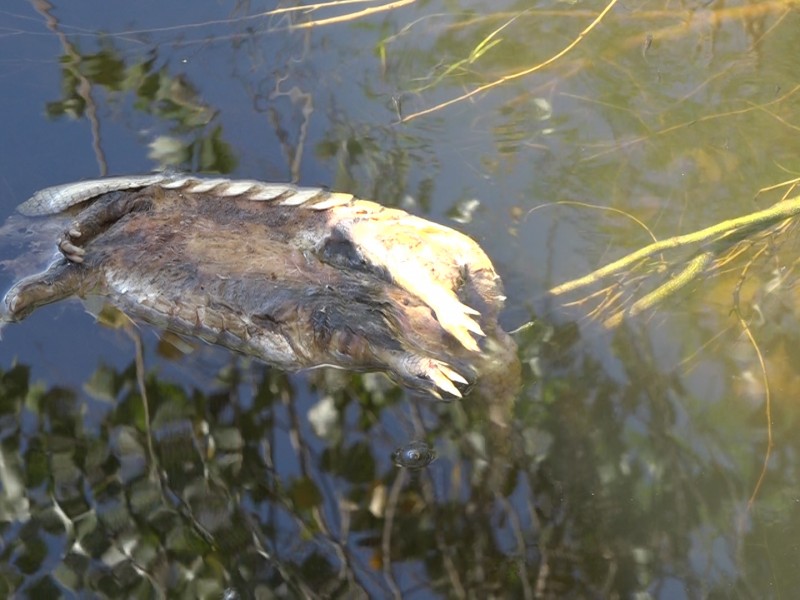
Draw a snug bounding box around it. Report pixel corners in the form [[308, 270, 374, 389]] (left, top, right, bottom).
[[0, 314, 779, 598]]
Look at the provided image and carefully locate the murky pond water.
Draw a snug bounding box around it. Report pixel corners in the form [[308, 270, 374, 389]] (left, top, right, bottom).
[[2, 1, 800, 597]]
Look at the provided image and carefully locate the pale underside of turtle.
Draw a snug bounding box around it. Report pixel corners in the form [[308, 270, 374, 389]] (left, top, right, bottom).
[[2, 174, 509, 399]]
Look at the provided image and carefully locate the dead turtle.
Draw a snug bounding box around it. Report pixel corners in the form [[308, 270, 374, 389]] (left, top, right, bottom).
[[2, 174, 513, 399]]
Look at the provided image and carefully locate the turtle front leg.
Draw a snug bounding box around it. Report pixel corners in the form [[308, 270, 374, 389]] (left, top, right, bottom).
[[383, 351, 475, 400], [59, 191, 154, 263], [341, 221, 486, 353], [2, 260, 90, 322]]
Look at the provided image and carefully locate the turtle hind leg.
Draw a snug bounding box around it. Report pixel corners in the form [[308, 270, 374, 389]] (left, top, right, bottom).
[[2, 261, 88, 322], [59, 190, 155, 263], [303, 296, 475, 400]]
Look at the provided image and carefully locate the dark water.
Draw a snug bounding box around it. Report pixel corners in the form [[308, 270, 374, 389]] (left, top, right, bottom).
[[2, 1, 800, 597]]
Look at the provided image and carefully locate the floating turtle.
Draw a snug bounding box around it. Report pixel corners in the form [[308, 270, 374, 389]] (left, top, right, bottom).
[[2, 174, 515, 399], [391, 441, 436, 470]]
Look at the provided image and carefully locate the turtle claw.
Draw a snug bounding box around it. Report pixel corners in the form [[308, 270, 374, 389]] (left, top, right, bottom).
[[395, 354, 473, 400], [397, 282, 485, 352], [439, 363, 469, 385], [429, 359, 476, 399], [344, 225, 489, 353], [434, 305, 485, 353], [59, 239, 86, 263], [59, 225, 86, 263], [426, 362, 462, 399]]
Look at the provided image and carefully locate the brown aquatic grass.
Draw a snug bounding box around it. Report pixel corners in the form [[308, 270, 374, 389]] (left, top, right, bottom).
[[545, 179, 800, 519], [400, 0, 621, 122]]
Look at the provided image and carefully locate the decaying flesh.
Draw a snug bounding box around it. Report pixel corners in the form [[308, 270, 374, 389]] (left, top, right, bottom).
[[3, 175, 513, 398]]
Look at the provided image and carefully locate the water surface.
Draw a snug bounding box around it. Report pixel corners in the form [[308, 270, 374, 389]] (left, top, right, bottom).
[[1, 1, 799, 597]]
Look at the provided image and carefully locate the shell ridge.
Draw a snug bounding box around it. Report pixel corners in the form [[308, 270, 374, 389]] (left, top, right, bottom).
[[17, 173, 176, 217], [158, 177, 309, 206], [279, 188, 326, 207]]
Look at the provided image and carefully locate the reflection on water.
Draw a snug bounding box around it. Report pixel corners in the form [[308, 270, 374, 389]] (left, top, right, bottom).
[[2, 0, 800, 597]]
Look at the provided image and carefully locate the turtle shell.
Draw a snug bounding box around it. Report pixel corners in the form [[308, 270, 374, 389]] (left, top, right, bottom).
[[3, 175, 512, 399]]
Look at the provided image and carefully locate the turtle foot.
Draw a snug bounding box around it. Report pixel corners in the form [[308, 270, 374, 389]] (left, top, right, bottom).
[[432, 302, 485, 353], [391, 353, 474, 400], [59, 226, 86, 263]]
